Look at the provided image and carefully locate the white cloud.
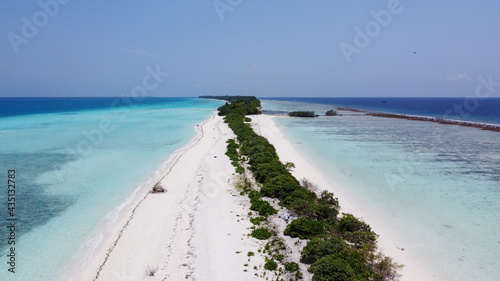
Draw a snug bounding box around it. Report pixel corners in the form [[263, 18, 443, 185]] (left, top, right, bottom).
[[446, 73, 470, 81]]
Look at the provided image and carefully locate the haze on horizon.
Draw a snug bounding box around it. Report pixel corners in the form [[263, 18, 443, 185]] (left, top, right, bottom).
[[1, 1, 499, 98]]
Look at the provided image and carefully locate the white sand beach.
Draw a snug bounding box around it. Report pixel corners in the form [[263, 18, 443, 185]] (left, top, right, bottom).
[[67, 113, 268, 280], [66, 113, 434, 281]]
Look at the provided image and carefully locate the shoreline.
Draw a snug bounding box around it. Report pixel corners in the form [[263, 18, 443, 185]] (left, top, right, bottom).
[[250, 114, 436, 281]]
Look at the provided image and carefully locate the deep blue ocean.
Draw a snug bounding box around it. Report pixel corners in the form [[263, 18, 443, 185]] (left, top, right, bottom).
[[0, 97, 201, 118], [260, 97, 500, 125]]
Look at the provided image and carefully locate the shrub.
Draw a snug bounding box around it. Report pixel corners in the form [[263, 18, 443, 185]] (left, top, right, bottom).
[[248, 151, 277, 167], [309, 255, 360, 281], [244, 117, 252, 122], [318, 191, 340, 209], [372, 254, 402, 281], [288, 198, 317, 218], [337, 214, 377, 248], [315, 203, 339, 221], [301, 236, 348, 264], [280, 187, 317, 207], [235, 166, 245, 174], [338, 214, 372, 233], [264, 259, 278, 271], [248, 190, 262, 201], [251, 228, 273, 240], [250, 199, 278, 217], [261, 174, 301, 199], [275, 254, 284, 261], [252, 162, 288, 184], [285, 161, 296, 171], [225, 139, 240, 162], [284, 218, 326, 239], [249, 217, 262, 225], [342, 231, 377, 249], [248, 251, 255, 257], [285, 262, 299, 272]]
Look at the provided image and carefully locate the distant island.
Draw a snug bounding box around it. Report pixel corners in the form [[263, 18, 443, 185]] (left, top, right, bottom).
[[288, 111, 318, 117], [287, 110, 339, 117]]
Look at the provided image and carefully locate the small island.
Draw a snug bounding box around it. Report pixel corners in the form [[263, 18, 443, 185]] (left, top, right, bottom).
[[288, 111, 318, 117]]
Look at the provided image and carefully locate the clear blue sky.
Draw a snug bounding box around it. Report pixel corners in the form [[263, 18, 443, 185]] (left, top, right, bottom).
[[1, 0, 499, 97]]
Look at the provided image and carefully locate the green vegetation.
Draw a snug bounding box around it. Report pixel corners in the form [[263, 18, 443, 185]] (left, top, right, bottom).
[[309, 255, 361, 281], [285, 262, 299, 272], [261, 174, 302, 199], [300, 236, 348, 264], [206, 95, 401, 281], [203, 95, 261, 116], [249, 190, 277, 216], [337, 213, 372, 233], [249, 217, 263, 225], [251, 227, 273, 240], [248, 251, 255, 257], [264, 259, 278, 271], [283, 218, 326, 239], [337, 213, 377, 249], [225, 139, 240, 162], [288, 111, 318, 117], [235, 166, 245, 174], [200, 95, 260, 105], [275, 254, 284, 261], [226, 139, 245, 174], [284, 161, 296, 171], [250, 198, 278, 216]]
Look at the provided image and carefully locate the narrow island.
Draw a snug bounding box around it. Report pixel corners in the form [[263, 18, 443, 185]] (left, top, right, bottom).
[[79, 96, 402, 281], [202, 95, 402, 280]]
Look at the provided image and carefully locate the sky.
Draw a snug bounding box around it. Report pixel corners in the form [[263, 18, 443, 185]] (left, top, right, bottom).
[[1, 0, 499, 98]]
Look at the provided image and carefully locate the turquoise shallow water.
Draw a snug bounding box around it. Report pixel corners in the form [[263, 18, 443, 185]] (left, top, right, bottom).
[[0, 98, 223, 280], [262, 99, 500, 281]]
